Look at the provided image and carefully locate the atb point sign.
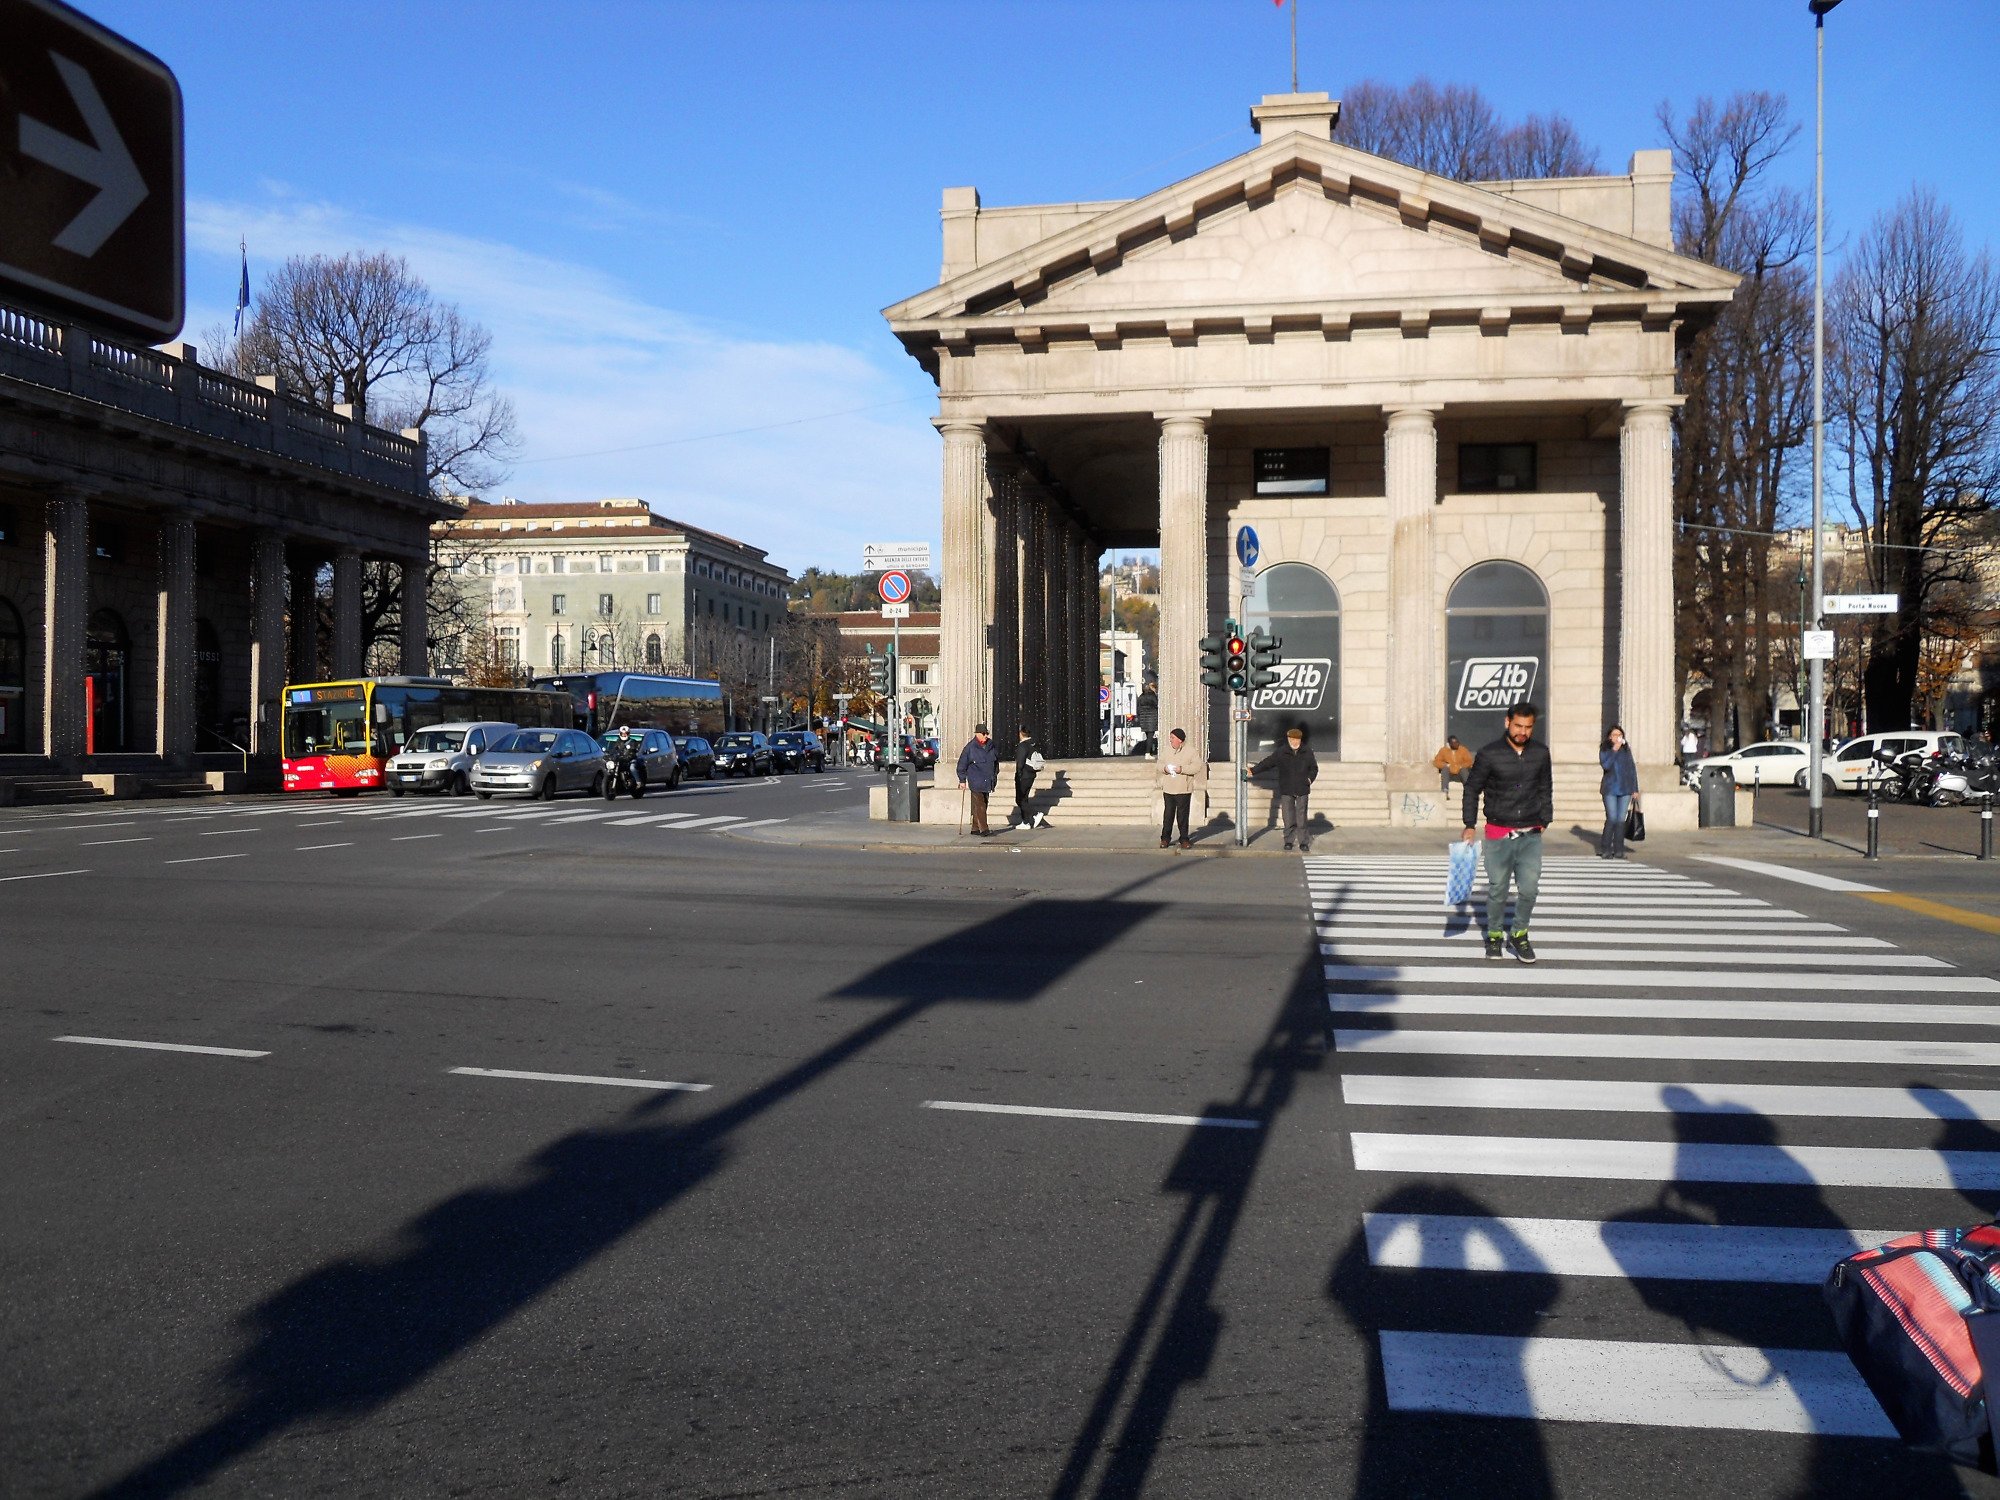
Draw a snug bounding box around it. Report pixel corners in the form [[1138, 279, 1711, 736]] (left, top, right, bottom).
[[1, 0, 185, 339], [877, 570, 912, 605]]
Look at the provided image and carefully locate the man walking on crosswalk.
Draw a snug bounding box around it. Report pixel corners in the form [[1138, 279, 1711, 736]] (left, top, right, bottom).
[[1461, 702, 1554, 964]]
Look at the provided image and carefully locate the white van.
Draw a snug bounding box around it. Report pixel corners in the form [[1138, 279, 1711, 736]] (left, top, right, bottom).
[[1824, 731, 1964, 793], [388, 720, 517, 796]]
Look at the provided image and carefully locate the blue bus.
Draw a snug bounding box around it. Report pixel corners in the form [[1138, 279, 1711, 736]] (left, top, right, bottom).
[[533, 672, 725, 738]]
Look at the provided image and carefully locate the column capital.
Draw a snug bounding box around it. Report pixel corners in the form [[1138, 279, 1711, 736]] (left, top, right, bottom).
[[1620, 397, 1681, 419], [933, 414, 988, 438], [1153, 410, 1211, 433], [1384, 403, 1443, 427]]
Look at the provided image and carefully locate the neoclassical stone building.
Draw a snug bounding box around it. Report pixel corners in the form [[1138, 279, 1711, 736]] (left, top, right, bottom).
[[884, 93, 1738, 825]]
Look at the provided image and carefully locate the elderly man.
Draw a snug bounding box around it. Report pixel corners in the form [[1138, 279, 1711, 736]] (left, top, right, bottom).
[[1246, 727, 1320, 853], [955, 723, 1000, 837]]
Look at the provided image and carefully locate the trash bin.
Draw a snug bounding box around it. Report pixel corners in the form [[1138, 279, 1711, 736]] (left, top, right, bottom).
[[1698, 765, 1736, 828], [886, 765, 921, 823]]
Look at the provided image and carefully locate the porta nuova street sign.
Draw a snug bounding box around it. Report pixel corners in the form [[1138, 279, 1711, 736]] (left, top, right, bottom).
[[0, 0, 184, 339]]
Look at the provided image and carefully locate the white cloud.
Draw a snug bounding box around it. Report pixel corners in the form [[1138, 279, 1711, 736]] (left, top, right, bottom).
[[185, 195, 941, 576]]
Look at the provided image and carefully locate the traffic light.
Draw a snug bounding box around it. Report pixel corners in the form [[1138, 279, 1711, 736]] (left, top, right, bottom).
[[1225, 632, 1249, 695], [1199, 632, 1227, 689], [883, 650, 899, 697], [866, 645, 889, 695], [1248, 627, 1283, 691]]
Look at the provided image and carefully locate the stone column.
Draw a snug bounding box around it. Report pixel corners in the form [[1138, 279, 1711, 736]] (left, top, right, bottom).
[[1018, 487, 1046, 743], [154, 515, 197, 761], [289, 556, 321, 681], [1385, 405, 1441, 766], [399, 556, 429, 675], [331, 548, 364, 678], [1620, 401, 1677, 767], [42, 491, 89, 762], [1156, 413, 1211, 766], [250, 534, 287, 755], [937, 418, 987, 749], [1080, 531, 1102, 754], [1050, 516, 1074, 757], [985, 459, 1019, 741]]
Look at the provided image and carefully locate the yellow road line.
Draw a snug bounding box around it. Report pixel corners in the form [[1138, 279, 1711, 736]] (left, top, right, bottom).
[[1861, 891, 2000, 936]]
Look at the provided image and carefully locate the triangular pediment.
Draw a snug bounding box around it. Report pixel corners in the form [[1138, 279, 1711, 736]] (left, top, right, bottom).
[[884, 132, 1738, 335]]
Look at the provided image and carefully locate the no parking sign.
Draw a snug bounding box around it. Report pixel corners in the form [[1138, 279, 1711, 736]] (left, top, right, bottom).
[[877, 570, 911, 605]]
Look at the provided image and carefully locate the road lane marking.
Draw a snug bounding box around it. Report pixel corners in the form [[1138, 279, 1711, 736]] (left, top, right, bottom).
[[0, 868, 86, 882], [1695, 856, 1884, 892], [1318, 924, 1867, 945], [1326, 993, 2000, 1027], [297, 842, 353, 851], [1379, 1332, 1893, 1437], [726, 818, 788, 830], [1332, 1028, 2000, 1066], [1349, 1131, 2000, 1190], [391, 833, 441, 841], [1340, 1074, 2000, 1120], [54, 1035, 268, 1058], [82, 837, 151, 847], [199, 828, 259, 837], [1863, 891, 2000, 937], [1313, 915, 1842, 933], [1363, 1214, 1896, 1281], [658, 815, 744, 830], [1321, 965, 1995, 993], [165, 853, 249, 865], [1320, 943, 1940, 968], [297, 819, 342, 827], [546, 810, 628, 823], [608, 812, 704, 825], [923, 1100, 1261, 1129], [448, 1066, 710, 1091]]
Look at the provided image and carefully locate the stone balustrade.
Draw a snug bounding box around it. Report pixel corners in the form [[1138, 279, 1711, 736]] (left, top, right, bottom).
[[0, 300, 427, 495]]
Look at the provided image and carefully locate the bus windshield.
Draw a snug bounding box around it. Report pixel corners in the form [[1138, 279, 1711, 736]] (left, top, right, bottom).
[[285, 699, 369, 756]]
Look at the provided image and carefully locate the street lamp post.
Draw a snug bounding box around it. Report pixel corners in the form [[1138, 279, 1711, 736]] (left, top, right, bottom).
[[1806, 0, 1841, 836]]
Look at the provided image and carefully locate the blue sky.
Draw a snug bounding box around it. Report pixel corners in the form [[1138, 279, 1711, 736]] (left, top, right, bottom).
[[87, 0, 1997, 575]]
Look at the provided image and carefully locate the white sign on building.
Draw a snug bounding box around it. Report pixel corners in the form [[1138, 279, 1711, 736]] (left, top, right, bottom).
[[1822, 594, 1899, 615], [863, 542, 933, 574]]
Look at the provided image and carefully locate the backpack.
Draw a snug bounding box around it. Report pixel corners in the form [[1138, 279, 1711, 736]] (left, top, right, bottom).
[[1825, 1224, 2000, 1472], [1027, 750, 1045, 772]]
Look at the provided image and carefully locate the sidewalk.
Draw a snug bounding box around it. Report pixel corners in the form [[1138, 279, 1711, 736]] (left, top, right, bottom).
[[725, 800, 2000, 866]]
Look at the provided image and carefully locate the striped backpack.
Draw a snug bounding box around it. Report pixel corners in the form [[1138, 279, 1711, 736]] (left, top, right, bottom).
[[1825, 1226, 2000, 1472]]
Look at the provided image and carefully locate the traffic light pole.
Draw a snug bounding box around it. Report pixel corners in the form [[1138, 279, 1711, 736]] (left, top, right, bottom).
[[1235, 598, 1250, 848]]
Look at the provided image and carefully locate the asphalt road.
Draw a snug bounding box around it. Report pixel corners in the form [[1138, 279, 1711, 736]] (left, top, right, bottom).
[[4, 785, 2000, 1499]]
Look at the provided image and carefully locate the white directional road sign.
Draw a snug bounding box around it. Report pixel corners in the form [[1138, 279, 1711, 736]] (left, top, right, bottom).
[[1, 0, 184, 339], [1822, 594, 1899, 615], [863, 542, 932, 574]]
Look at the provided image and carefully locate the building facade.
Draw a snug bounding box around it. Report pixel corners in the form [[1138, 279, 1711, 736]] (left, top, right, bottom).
[[437, 498, 792, 680], [884, 92, 1740, 824], [817, 609, 942, 736]]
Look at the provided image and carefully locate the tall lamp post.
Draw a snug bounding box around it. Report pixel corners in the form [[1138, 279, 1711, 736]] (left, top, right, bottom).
[[1806, 0, 1842, 837]]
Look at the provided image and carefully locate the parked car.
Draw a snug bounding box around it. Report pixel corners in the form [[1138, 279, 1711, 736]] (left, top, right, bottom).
[[1824, 731, 1965, 794], [673, 735, 716, 779], [711, 731, 773, 777], [599, 727, 681, 792], [1681, 740, 1812, 790], [387, 721, 516, 797], [899, 735, 937, 769], [471, 727, 606, 800], [769, 730, 826, 773]]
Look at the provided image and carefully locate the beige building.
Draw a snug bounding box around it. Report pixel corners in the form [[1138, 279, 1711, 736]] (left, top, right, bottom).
[[436, 498, 791, 679], [821, 609, 942, 736], [884, 92, 1740, 826]]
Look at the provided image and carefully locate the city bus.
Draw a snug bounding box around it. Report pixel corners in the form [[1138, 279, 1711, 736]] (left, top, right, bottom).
[[281, 676, 574, 793], [533, 672, 726, 739]]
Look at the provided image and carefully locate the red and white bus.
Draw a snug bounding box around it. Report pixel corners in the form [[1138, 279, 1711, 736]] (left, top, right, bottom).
[[281, 677, 574, 793]]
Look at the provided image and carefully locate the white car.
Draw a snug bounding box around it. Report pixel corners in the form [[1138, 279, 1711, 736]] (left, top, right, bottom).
[[1682, 740, 1812, 789], [387, 720, 517, 797], [1823, 731, 1964, 794]]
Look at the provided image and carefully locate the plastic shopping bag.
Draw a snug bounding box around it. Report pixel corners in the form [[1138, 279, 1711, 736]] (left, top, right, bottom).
[[1446, 840, 1478, 905]]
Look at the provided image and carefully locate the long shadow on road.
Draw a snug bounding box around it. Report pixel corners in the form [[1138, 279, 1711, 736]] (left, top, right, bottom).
[[89, 871, 1183, 1499]]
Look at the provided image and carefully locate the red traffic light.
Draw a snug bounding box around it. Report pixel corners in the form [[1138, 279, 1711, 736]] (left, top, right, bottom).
[[1226, 636, 1246, 657]]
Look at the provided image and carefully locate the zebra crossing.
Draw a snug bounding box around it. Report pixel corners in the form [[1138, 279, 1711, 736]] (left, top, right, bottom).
[[1310, 853, 2000, 1445], [5, 796, 792, 837]]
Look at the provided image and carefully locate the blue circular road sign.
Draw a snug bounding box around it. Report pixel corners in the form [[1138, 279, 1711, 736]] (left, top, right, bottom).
[[1235, 526, 1260, 568]]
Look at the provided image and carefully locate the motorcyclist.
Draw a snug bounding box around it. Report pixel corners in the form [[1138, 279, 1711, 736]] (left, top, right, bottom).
[[607, 724, 646, 793]]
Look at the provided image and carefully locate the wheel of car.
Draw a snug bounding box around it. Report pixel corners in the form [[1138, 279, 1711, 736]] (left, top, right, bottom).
[[391, 785, 404, 798], [1823, 774, 1839, 797], [814, 760, 823, 773], [476, 790, 492, 800], [453, 771, 472, 797], [538, 776, 557, 802], [1793, 769, 1808, 788], [590, 771, 605, 797], [668, 766, 682, 790]]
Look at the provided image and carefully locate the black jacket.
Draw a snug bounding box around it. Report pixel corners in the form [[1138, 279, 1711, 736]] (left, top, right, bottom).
[[1250, 743, 1319, 796], [1462, 734, 1555, 829], [1014, 737, 1040, 784]]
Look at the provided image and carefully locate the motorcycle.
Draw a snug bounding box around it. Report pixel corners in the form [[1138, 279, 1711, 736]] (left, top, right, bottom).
[[1928, 748, 1972, 808], [603, 754, 647, 800]]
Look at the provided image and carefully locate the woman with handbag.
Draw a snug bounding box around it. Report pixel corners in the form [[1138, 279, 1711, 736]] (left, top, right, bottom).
[[1599, 725, 1640, 859]]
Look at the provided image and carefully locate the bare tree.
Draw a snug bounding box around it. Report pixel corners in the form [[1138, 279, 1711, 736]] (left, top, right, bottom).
[[1338, 78, 1600, 179], [1660, 92, 1813, 748], [1832, 190, 2000, 728]]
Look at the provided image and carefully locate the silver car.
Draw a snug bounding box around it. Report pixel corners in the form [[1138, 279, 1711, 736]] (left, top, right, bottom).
[[471, 727, 606, 801], [388, 721, 516, 797]]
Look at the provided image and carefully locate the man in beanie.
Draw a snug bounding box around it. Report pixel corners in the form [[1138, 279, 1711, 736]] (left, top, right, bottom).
[[1246, 727, 1320, 852], [955, 723, 1000, 836]]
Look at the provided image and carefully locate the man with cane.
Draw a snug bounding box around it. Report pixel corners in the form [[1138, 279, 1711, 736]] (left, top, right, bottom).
[[955, 724, 999, 838]]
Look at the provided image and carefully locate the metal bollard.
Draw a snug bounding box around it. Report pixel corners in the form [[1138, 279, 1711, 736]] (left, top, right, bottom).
[[1865, 783, 1881, 861], [1982, 801, 1994, 862]]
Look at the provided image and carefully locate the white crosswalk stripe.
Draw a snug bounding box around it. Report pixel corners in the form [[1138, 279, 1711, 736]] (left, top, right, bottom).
[[1304, 852, 1995, 1448]]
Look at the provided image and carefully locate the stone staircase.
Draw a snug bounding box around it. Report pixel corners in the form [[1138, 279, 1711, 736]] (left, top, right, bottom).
[[2, 776, 108, 806], [1037, 759, 1160, 826]]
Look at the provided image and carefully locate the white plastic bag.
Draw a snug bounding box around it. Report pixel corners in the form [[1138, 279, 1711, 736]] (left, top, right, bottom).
[[1028, 751, 1045, 772], [1446, 840, 1478, 905]]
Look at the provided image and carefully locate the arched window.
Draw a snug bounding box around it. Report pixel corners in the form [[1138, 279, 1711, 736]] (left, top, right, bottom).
[[1245, 562, 1340, 759], [645, 632, 662, 667], [0, 597, 24, 752], [87, 608, 131, 754], [550, 632, 566, 670], [1445, 561, 1549, 747]]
